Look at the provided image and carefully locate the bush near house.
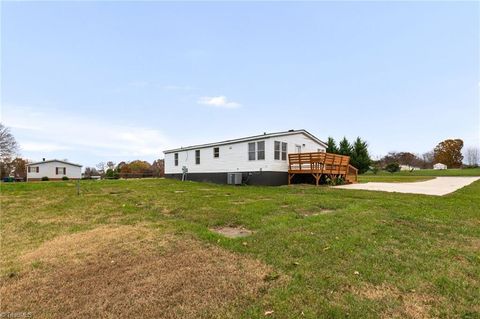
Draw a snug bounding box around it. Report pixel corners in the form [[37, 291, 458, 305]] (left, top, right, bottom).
[[385, 162, 400, 173], [41, 176, 49, 181]]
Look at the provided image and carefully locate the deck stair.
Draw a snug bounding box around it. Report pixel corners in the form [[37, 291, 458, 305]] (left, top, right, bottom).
[[288, 152, 358, 186]]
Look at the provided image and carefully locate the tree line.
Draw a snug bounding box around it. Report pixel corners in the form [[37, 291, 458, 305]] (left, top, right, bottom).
[[374, 139, 478, 173], [83, 159, 164, 179]]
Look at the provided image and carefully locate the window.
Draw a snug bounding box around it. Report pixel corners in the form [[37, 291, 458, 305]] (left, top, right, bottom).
[[213, 147, 219, 158], [257, 141, 265, 160], [195, 150, 200, 165], [28, 167, 39, 173], [56, 167, 66, 175], [248, 142, 256, 160], [274, 141, 287, 161], [174, 153, 179, 166], [274, 141, 280, 160], [281, 142, 287, 160]]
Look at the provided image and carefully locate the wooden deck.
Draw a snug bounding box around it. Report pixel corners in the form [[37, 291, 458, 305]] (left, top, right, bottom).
[[288, 152, 358, 185]]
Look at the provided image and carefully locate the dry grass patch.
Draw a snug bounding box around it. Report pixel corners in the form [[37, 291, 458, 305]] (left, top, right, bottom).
[[353, 283, 439, 319], [210, 226, 253, 238], [297, 208, 335, 217], [1, 226, 274, 319]]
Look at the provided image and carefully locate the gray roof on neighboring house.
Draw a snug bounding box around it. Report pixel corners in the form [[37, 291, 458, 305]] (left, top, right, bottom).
[[27, 159, 82, 167], [163, 129, 327, 154]]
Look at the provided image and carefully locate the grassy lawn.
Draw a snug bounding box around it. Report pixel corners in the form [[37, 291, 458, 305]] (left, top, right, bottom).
[[1, 179, 479, 318]]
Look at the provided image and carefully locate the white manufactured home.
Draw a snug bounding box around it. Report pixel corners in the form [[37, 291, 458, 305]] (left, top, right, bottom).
[[433, 163, 447, 170], [26, 159, 82, 181], [163, 129, 327, 185]]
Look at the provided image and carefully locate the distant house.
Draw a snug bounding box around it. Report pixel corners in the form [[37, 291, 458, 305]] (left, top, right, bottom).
[[163, 129, 328, 186], [433, 163, 447, 170], [399, 165, 420, 171], [26, 159, 82, 181]]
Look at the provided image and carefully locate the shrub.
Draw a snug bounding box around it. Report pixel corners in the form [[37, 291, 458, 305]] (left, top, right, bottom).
[[62, 176, 69, 180], [385, 163, 400, 173], [105, 168, 120, 179], [41, 176, 49, 181], [325, 176, 345, 186]]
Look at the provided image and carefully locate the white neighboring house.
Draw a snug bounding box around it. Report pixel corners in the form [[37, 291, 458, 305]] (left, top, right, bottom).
[[26, 159, 82, 181], [399, 165, 420, 171], [163, 129, 327, 185], [433, 163, 447, 170]]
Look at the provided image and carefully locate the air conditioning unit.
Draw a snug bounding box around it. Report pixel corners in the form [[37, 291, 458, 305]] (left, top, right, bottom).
[[227, 173, 242, 185]]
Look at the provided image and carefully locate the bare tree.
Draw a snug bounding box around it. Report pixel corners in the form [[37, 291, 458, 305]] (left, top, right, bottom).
[[422, 151, 434, 169], [0, 123, 19, 161], [465, 147, 479, 167], [96, 162, 106, 176], [83, 167, 100, 178]]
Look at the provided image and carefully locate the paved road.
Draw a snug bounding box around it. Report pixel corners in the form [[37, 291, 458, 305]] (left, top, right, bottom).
[[334, 176, 480, 196]]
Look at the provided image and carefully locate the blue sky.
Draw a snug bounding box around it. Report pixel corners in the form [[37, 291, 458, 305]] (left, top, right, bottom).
[[1, 1, 479, 167]]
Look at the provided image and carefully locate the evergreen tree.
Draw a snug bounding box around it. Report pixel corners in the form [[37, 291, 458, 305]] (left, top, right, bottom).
[[326, 137, 338, 154], [338, 137, 352, 156], [350, 137, 372, 174]]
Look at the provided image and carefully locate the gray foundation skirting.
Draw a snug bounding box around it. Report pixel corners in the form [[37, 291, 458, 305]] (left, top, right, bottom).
[[165, 171, 288, 186]]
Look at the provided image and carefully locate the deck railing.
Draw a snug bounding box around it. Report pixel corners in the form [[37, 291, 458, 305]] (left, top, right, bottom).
[[288, 152, 358, 184]]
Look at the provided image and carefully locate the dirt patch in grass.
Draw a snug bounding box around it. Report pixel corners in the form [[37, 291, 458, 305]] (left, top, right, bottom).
[[353, 283, 438, 319], [1, 226, 273, 319], [211, 226, 253, 238]]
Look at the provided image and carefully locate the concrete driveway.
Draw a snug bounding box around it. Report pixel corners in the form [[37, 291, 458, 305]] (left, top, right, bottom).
[[334, 176, 480, 196]]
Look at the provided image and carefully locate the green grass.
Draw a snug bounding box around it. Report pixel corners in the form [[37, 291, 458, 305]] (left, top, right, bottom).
[[365, 167, 480, 177], [1, 178, 480, 318]]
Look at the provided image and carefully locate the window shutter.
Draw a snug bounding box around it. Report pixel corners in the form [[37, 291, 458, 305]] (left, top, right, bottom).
[[28, 167, 31, 173], [64, 167, 67, 175], [37, 167, 39, 173], [56, 167, 58, 175]]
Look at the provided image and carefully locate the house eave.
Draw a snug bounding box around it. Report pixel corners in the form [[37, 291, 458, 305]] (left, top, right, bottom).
[[26, 159, 83, 167], [163, 129, 327, 154]]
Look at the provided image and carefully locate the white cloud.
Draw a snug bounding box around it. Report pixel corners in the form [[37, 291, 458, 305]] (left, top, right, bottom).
[[2, 106, 174, 160], [198, 96, 241, 109]]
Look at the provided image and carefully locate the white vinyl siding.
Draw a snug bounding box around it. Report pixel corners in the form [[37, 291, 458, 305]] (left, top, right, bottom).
[[26, 161, 81, 180], [164, 132, 326, 174]]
